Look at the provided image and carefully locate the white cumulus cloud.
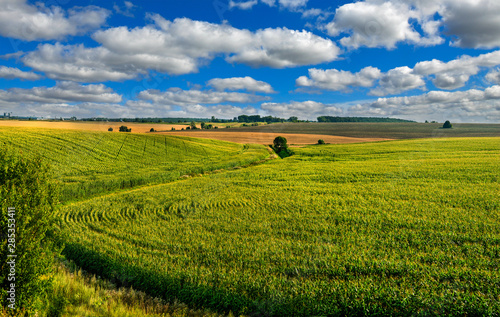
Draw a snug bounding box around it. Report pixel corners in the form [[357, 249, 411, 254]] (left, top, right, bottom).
[[138, 88, 269, 106], [442, 0, 500, 49], [0, 66, 41, 80], [224, 26, 339, 68], [349, 85, 500, 122], [414, 50, 500, 89], [229, 0, 309, 11], [229, 0, 258, 10], [324, 0, 500, 50], [0, 0, 109, 41], [296, 67, 381, 91], [297, 50, 500, 95], [325, 1, 423, 49], [370, 66, 426, 96], [486, 68, 500, 85], [207, 77, 275, 93], [21, 16, 339, 82], [278, 0, 308, 10], [0, 81, 122, 104]]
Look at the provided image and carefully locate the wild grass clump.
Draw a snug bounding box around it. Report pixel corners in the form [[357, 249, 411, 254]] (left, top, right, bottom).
[[39, 261, 226, 317]]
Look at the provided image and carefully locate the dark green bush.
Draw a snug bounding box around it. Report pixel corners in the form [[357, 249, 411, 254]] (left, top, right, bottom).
[[0, 148, 59, 315]]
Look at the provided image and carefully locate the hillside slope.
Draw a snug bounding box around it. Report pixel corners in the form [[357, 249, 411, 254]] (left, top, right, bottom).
[[53, 137, 500, 316], [0, 127, 270, 202]]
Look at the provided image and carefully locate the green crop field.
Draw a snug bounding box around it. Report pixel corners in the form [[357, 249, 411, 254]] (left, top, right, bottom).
[[0, 127, 269, 202], [2, 126, 500, 315], [53, 135, 499, 316]]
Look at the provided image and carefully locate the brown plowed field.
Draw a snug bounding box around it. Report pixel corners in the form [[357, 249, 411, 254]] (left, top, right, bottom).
[[158, 131, 390, 145]]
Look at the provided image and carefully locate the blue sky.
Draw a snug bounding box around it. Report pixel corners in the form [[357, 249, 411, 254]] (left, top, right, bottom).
[[1, 0, 500, 122]]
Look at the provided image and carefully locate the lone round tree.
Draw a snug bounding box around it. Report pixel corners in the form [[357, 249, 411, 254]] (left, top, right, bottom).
[[272, 136, 293, 158], [443, 120, 452, 129], [273, 136, 288, 153]]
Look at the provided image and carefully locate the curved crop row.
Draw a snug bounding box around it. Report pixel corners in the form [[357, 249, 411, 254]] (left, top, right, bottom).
[[55, 137, 500, 316]]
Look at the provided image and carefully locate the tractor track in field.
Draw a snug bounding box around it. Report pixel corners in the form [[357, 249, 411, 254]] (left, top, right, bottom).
[[60, 146, 277, 209]]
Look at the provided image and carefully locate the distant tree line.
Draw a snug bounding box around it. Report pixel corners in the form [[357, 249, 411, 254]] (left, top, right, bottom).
[[75, 115, 306, 124], [232, 115, 300, 123], [75, 115, 415, 124], [317, 116, 415, 123], [81, 117, 213, 123]]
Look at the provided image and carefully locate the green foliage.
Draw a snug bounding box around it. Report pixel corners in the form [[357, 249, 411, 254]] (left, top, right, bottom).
[[238, 115, 285, 123], [272, 136, 293, 158], [190, 122, 197, 130], [150, 128, 156, 132], [80, 117, 213, 124], [273, 136, 288, 152], [108, 127, 113, 132], [0, 127, 269, 203], [119, 126, 131, 132], [3, 127, 500, 315], [317, 139, 325, 144], [0, 148, 59, 315], [443, 120, 453, 129], [39, 262, 223, 317], [54, 137, 500, 315]]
